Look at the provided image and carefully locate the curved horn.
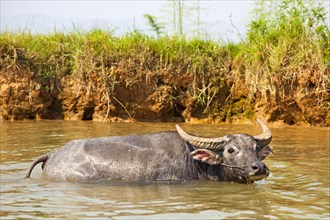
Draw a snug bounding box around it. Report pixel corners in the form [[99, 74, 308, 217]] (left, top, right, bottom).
[[253, 118, 272, 148], [175, 124, 227, 150]]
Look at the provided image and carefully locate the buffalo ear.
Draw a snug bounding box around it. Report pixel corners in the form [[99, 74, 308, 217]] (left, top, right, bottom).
[[258, 146, 274, 160], [191, 149, 221, 165]]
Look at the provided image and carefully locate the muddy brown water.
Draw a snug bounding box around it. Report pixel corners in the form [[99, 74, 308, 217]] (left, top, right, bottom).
[[1, 120, 329, 219]]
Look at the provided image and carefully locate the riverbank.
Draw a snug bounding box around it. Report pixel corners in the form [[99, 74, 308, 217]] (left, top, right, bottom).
[[0, 34, 328, 126], [0, 1, 329, 126]]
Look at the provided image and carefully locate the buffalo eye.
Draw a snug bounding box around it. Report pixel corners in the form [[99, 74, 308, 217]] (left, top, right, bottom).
[[227, 148, 235, 154], [256, 146, 261, 152]]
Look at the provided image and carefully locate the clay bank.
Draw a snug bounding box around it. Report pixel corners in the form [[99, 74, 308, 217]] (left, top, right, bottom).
[[0, 32, 328, 126]]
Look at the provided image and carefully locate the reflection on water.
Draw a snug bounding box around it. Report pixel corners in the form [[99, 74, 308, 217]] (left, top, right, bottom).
[[1, 120, 329, 219]]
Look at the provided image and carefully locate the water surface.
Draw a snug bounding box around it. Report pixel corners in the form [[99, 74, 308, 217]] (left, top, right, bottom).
[[1, 120, 329, 219]]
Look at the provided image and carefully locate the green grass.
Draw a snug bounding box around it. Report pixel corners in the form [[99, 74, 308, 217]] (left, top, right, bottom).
[[233, 0, 329, 124], [0, 0, 329, 124]]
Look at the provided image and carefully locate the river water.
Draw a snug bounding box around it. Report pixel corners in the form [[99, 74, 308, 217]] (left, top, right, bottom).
[[0, 120, 329, 219]]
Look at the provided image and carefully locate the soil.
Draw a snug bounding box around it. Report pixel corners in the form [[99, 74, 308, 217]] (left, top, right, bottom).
[[1, 68, 329, 126]]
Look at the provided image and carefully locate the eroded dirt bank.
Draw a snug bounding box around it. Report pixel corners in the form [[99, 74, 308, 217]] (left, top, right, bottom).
[[1, 66, 329, 126]]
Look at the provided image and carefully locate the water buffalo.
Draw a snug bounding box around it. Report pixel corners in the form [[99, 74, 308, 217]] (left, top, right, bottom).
[[26, 119, 273, 184]]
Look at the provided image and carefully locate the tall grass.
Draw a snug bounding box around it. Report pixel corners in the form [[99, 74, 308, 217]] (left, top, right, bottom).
[[233, 0, 329, 124], [236, 0, 329, 103]]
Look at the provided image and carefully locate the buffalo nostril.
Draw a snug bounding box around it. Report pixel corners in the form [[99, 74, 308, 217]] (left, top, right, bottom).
[[252, 165, 259, 171], [250, 162, 269, 176]]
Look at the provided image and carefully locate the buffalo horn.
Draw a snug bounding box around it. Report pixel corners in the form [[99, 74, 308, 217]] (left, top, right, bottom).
[[175, 124, 227, 150], [253, 118, 272, 148]]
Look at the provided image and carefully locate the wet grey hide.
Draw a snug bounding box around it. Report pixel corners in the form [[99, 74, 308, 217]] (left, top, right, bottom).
[[26, 119, 273, 184]]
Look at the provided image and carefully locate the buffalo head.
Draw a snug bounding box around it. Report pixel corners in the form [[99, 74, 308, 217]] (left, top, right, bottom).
[[176, 119, 273, 183]]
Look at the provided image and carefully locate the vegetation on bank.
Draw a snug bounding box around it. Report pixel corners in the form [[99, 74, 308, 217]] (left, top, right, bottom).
[[0, 0, 329, 125]]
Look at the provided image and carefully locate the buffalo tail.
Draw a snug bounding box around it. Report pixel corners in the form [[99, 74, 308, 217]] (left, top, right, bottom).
[[25, 154, 49, 178]]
